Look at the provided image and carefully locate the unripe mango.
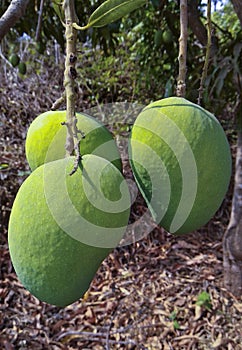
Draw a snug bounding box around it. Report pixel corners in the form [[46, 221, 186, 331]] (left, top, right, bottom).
[[8, 155, 130, 306], [129, 97, 231, 234], [25, 110, 122, 171]]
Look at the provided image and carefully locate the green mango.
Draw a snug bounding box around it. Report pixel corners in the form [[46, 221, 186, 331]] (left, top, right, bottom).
[[8, 155, 130, 307], [129, 97, 232, 235]]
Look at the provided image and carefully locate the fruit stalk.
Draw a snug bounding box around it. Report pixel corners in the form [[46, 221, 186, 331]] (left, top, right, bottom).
[[63, 0, 81, 170], [176, 0, 188, 97]]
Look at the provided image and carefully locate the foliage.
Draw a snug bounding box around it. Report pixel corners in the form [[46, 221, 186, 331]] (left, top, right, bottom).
[[0, 0, 118, 53], [78, 0, 146, 29], [76, 39, 162, 105], [1, 0, 241, 115], [120, 0, 241, 114], [122, 1, 180, 99], [212, 1, 241, 36], [203, 1, 242, 114], [0, 0, 64, 50]]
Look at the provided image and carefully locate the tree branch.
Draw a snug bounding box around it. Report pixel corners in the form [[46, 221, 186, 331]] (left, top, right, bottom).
[[197, 0, 212, 105], [35, 0, 45, 42], [176, 0, 188, 97], [0, 0, 30, 41], [223, 129, 242, 296], [187, 0, 207, 46]]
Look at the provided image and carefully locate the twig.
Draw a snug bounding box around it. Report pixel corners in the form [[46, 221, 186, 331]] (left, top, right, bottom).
[[176, 0, 188, 97], [54, 330, 137, 346], [197, 0, 212, 105], [35, 0, 45, 42], [51, 92, 66, 110]]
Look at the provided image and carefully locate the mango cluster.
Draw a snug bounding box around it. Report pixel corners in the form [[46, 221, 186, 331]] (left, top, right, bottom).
[[8, 111, 130, 307], [9, 98, 232, 307]]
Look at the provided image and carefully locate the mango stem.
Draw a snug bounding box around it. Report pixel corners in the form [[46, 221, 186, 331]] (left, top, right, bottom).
[[63, 0, 82, 172]]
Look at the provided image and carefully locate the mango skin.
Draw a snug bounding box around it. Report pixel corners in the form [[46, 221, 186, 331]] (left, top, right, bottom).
[[8, 155, 130, 307], [25, 110, 122, 171], [129, 97, 232, 235]]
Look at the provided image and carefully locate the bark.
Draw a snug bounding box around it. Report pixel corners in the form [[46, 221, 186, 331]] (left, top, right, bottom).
[[231, 0, 242, 27], [197, 0, 212, 105], [177, 0, 188, 97], [223, 129, 242, 296], [187, 0, 207, 46], [0, 0, 30, 41]]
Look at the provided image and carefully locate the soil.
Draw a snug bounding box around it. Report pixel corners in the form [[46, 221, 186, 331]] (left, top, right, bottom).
[[0, 62, 241, 350]]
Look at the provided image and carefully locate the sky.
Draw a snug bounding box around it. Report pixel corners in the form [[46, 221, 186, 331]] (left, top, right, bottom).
[[201, 0, 229, 12]]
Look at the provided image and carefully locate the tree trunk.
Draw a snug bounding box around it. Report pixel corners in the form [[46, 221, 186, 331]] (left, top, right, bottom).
[[223, 129, 242, 296], [231, 0, 242, 27], [0, 0, 30, 41], [187, 0, 207, 46]]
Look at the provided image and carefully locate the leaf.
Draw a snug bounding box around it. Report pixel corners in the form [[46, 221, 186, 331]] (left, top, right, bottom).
[[196, 291, 210, 303], [173, 320, 180, 330], [0, 163, 9, 170], [52, 0, 64, 22], [196, 291, 212, 310], [215, 65, 231, 97], [233, 42, 242, 61], [169, 310, 177, 321], [164, 78, 173, 98], [78, 0, 146, 30]]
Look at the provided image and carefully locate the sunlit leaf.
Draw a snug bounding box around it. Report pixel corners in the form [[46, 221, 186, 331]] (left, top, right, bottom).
[[0, 163, 8, 170], [173, 320, 180, 330], [79, 0, 146, 29], [196, 291, 212, 310], [52, 0, 64, 22]]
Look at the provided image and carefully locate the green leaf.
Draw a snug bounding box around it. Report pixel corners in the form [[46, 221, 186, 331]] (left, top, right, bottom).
[[173, 320, 180, 330], [164, 78, 173, 98], [52, 0, 64, 22], [196, 291, 212, 310], [233, 42, 242, 61], [0, 163, 9, 170], [215, 65, 231, 97], [83, 0, 146, 29], [169, 310, 177, 321]]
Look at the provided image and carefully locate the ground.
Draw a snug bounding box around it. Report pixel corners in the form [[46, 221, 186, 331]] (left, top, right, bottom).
[[0, 62, 241, 350]]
